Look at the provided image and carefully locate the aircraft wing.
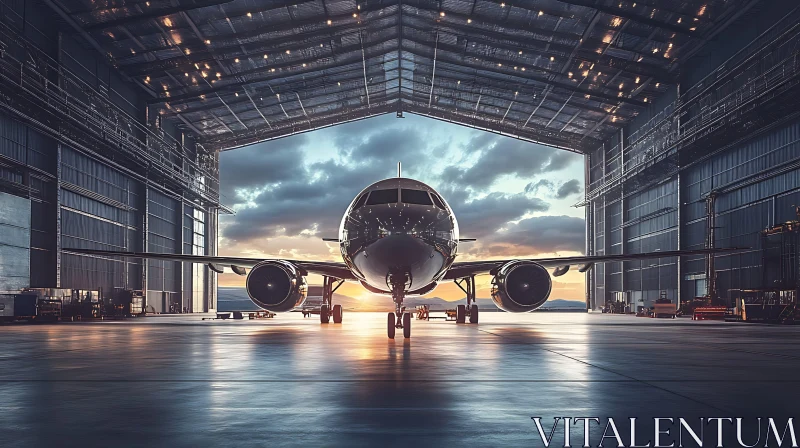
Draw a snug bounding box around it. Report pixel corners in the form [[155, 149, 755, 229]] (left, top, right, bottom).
[[442, 247, 746, 280], [64, 248, 356, 280]]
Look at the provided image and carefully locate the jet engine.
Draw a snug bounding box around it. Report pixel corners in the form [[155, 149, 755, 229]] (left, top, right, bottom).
[[490, 261, 552, 312], [245, 261, 308, 312]]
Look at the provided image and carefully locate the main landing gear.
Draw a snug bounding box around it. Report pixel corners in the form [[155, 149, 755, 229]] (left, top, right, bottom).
[[387, 271, 412, 339], [454, 276, 479, 324], [319, 276, 344, 324]]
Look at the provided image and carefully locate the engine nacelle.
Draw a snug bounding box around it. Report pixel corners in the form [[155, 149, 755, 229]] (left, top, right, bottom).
[[491, 261, 552, 312], [245, 261, 307, 312]]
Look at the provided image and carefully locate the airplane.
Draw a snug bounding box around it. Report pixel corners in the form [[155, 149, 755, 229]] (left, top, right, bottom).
[[67, 170, 742, 339]]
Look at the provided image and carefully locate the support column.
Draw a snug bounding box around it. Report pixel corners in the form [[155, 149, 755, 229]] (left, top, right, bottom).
[[584, 152, 592, 310], [706, 191, 717, 302], [142, 183, 149, 310], [676, 173, 682, 310], [619, 128, 626, 307], [55, 143, 62, 288], [179, 196, 185, 312], [207, 206, 218, 312]]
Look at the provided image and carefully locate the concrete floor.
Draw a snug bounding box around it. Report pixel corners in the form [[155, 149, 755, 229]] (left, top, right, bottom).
[[0, 312, 798, 447]]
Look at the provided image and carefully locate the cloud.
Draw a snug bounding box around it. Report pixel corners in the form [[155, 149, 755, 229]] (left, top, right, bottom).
[[221, 160, 389, 242], [524, 179, 555, 195], [477, 215, 586, 257], [555, 179, 582, 199], [221, 125, 434, 243], [218, 134, 308, 204], [441, 134, 579, 190], [447, 192, 550, 239], [347, 127, 428, 175]]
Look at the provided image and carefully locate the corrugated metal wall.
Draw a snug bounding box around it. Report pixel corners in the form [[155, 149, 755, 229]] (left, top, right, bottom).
[[681, 118, 800, 304], [587, 1, 800, 311], [589, 107, 800, 310], [146, 189, 181, 313], [60, 146, 144, 293], [0, 107, 217, 311], [0, 0, 218, 312]]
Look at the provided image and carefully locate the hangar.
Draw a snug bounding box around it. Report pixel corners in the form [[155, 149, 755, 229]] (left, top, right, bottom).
[[0, 0, 798, 314]]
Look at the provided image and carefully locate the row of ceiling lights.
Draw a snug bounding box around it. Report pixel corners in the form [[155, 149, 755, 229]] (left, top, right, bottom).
[[147, 4, 669, 115]]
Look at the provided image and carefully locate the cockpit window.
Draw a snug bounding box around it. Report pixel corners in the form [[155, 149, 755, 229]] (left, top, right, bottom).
[[353, 193, 368, 209], [401, 189, 433, 206], [431, 193, 447, 210], [365, 188, 398, 205]]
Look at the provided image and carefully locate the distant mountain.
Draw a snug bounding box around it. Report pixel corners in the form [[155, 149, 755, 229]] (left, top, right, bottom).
[[540, 299, 586, 308], [217, 287, 585, 312]]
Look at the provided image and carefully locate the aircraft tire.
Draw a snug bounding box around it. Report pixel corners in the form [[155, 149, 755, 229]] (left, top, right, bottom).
[[332, 304, 343, 323], [320, 305, 330, 324], [456, 305, 466, 323], [387, 312, 396, 339], [403, 312, 411, 339], [470, 305, 479, 324]]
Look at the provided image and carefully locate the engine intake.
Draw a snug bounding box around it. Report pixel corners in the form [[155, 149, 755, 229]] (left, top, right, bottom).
[[246, 261, 307, 312], [491, 261, 552, 312]]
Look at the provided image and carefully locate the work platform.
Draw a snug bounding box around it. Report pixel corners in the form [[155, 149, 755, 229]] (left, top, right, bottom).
[[0, 312, 798, 447]]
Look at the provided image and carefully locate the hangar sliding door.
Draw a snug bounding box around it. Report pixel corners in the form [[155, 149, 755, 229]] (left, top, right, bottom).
[[60, 146, 143, 296]]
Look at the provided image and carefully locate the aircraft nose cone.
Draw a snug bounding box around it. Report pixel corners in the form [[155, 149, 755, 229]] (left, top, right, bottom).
[[368, 234, 431, 268]]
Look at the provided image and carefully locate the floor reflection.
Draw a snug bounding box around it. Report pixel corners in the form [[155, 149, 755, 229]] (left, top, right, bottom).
[[0, 312, 798, 447]]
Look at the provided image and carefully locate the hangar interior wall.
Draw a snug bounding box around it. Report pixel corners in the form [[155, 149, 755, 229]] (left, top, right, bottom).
[[586, 1, 800, 311], [0, 0, 221, 312]]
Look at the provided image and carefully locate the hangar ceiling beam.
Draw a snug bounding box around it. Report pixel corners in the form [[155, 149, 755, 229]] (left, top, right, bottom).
[[148, 37, 398, 105], [406, 2, 675, 48], [399, 70, 618, 123], [82, 0, 235, 31], [202, 81, 400, 132], [243, 88, 273, 130], [550, 0, 695, 35], [359, 31, 371, 109], [400, 22, 675, 84], [400, 42, 646, 106], [428, 32, 439, 109], [161, 66, 388, 116]]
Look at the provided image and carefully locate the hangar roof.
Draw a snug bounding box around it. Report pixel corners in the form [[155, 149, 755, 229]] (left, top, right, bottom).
[[48, 0, 751, 152]]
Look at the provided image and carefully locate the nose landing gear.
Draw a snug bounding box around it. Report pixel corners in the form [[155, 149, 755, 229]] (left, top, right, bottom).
[[387, 306, 412, 339], [388, 272, 412, 339]]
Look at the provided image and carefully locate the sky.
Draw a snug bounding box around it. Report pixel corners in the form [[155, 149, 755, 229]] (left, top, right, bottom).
[[217, 114, 587, 302]]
